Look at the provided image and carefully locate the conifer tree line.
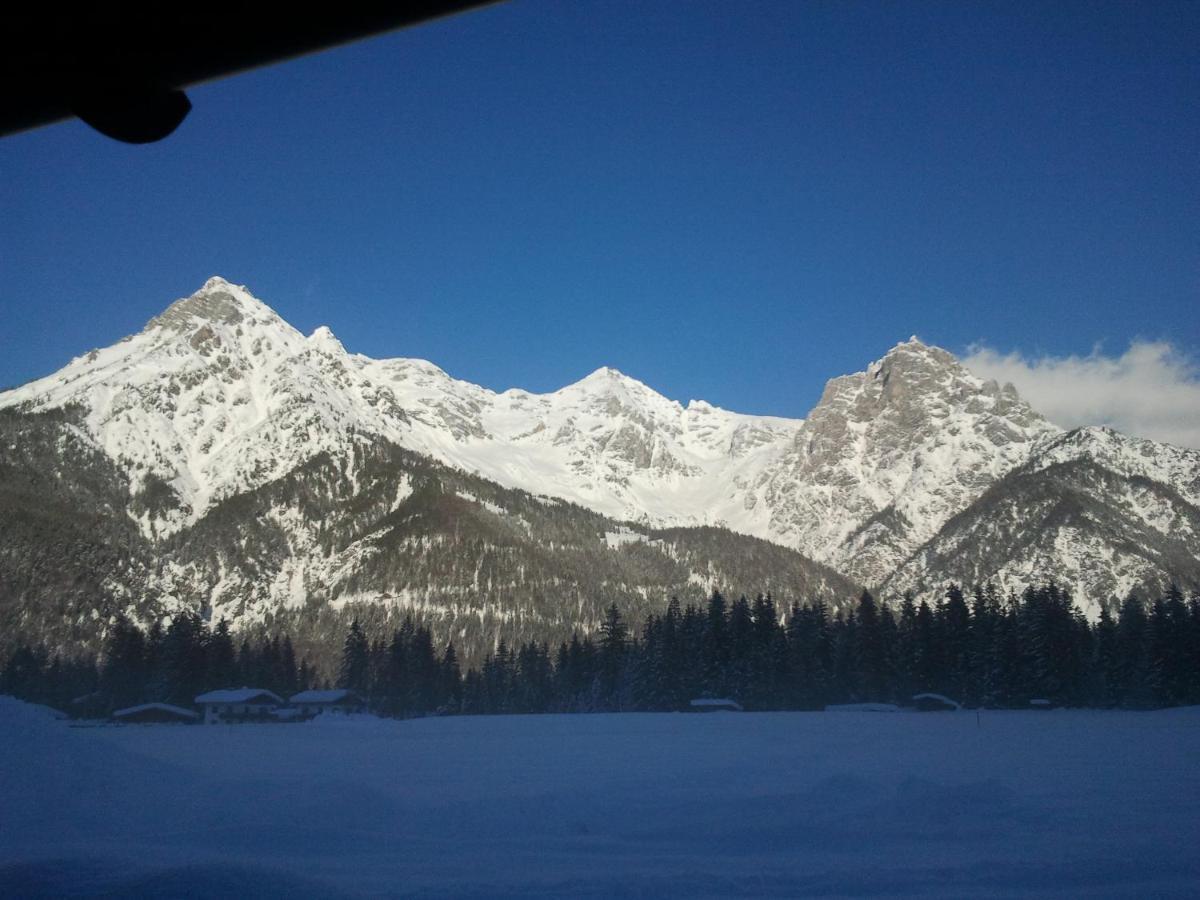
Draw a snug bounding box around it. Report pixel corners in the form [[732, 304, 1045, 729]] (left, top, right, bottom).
[[3, 582, 1199, 716], [0, 611, 320, 715], [447, 584, 1200, 714]]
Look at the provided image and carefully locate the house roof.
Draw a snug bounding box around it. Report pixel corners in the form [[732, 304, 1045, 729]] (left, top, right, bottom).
[[112, 702, 199, 720], [194, 688, 284, 704], [912, 692, 962, 710], [689, 698, 744, 710], [289, 689, 360, 704]]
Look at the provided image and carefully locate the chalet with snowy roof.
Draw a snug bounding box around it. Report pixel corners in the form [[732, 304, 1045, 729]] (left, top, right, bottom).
[[194, 688, 283, 724], [112, 702, 200, 724], [289, 689, 364, 717]]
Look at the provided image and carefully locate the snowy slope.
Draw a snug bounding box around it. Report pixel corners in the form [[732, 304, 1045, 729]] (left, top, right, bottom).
[[1, 279, 410, 530], [3, 277, 1198, 620], [884, 428, 1200, 605], [0, 278, 800, 539], [363, 357, 802, 531]]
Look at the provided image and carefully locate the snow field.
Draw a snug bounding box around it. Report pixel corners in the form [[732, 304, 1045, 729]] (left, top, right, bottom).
[[2, 697, 1198, 897]]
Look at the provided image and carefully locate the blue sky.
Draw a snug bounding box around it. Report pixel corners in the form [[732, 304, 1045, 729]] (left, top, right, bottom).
[[1, 0, 1197, 425]]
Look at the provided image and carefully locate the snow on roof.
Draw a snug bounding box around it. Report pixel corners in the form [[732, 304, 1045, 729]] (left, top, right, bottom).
[[824, 703, 901, 712], [689, 698, 744, 710], [912, 693, 962, 710], [194, 688, 283, 704], [112, 702, 199, 720], [289, 689, 360, 704]]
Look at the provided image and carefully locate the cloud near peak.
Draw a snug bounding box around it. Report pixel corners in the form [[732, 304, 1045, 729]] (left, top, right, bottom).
[[961, 340, 1200, 450]]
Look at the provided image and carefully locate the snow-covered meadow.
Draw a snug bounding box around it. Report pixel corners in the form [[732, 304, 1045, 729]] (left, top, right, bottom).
[[2, 697, 1198, 897]]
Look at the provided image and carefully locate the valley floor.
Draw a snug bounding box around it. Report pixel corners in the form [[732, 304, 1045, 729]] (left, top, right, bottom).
[[1, 698, 1198, 898]]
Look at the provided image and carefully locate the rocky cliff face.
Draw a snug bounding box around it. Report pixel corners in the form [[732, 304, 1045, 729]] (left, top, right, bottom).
[[755, 338, 1059, 585]]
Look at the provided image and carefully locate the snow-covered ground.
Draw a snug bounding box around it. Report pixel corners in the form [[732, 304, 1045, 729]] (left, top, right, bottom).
[[2, 697, 1198, 897]]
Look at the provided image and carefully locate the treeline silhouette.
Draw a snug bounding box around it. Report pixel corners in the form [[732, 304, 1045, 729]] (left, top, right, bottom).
[[3, 583, 1199, 717], [1, 612, 321, 716], [439, 583, 1200, 713]]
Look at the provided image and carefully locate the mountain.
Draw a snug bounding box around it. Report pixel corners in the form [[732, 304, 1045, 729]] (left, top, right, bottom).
[[0, 279, 1060, 571], [0, 279, 856, 664], [750, 338, 1059, 585], [1, 278, 800, 537], [883, 427, 1200, 607], [0, 404, 857, 669], [1, 276, 1198, 659]]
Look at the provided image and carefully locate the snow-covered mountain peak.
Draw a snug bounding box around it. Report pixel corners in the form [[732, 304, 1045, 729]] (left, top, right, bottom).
[[0, 280, 388, 528], [752, 338, 1061, 584], [834, 337, 1049, 432], [144, 276, 282, 335], [579, 365, 625, 382], [559, 366, 675, 407], [862, 334, 949, 373], [307, 325, 347, 355]]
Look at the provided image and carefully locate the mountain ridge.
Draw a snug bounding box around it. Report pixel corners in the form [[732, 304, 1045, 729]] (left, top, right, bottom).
[[2, 276, 1198, 640]]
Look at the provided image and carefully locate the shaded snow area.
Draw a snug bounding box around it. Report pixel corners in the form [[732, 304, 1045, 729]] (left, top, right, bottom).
[[2, 698, 1198, 897]]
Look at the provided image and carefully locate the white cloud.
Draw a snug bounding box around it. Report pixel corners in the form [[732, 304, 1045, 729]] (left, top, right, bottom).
[[962, 340, 1200, 450]]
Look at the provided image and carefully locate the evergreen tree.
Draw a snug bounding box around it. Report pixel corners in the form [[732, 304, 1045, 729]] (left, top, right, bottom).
[[968, 583, 1002, 707], [161, 611, 208, 706], [913, 600, 938, 692], [726, 596, 755, 703], [940, 584, 971, 701], [1092, 606, 1120, 707], [830, 611, 858, 703], [1157, 586, 1191, 704], [893, 593, 919, 702], [102, 614, 148, 708], [749, 594, 786, 709], [787, 601, 830, 709], [516, 642, 554, 713], [207, 618, 236, 691], [280, 636, 299, 697], [1116, 593, 1153, 708], [339, 619, 370, 694], [439, 643, 462, 712], [598, 603, 628, 709], [701, 591, 729, 697], [408, 626, 440, 714], [854, 591, 887, 701]]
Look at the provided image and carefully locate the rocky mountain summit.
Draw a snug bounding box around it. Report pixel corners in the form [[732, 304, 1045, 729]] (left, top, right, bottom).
[[753, 337, 1058, 584], [1, 277, 1197, 655]]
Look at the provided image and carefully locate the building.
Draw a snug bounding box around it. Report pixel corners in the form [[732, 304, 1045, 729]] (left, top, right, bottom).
[[112, 702, 200, 724], [194, 688, 284, 724], [289, 689, 365, 717]]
